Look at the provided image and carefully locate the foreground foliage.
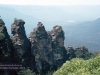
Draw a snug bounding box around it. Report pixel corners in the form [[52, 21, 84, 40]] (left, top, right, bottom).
[[53, 54, 100, 75]]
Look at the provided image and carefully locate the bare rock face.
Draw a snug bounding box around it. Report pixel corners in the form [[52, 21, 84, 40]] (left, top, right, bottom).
[[50, 25, 66, 67], [66, 46, 75, 60], [29, 22, 54, 73], [11, 19, 34, 69]]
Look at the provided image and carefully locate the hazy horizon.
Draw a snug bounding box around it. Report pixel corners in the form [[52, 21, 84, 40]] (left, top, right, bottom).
[[0, 4, 100, 50], [0, 4, 100, 33], [1, 0, 100, 5]]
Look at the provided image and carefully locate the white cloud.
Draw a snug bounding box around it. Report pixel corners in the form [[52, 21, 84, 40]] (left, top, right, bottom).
[[0, 0, 100, 5], [67, 20, 76, 22]]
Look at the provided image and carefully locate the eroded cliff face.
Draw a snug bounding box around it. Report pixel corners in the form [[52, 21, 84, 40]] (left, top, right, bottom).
[[29, 22, 54, 73], [11, 19, 35, 69], [50, 25, 67, 66]]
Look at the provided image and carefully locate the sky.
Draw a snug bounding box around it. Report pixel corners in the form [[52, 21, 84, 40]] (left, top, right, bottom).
[[0, 0, 100, 5]]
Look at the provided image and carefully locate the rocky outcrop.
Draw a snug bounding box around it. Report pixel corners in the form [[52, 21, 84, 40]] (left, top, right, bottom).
[[29, 22, 54, 74], [75, 46, 88, 52], [66, 46, 75, 60], [49, 25, 66, 67], [11, 19, 35, 69], [74, 46, 89, 59]]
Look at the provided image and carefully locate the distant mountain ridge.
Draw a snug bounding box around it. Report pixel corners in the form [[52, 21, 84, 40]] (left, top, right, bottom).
[[0, 4, 100, 50], [1, 5, 100, 34], [64, 18, 100, 51]]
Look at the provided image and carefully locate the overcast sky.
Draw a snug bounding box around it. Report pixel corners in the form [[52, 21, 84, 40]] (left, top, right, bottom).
[[0, 0, 100, 5]]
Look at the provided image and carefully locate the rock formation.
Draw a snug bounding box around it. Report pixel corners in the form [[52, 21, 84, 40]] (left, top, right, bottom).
[[0, 18, 18, 75], [0, 18, 68, 74], [49, 25, 67, 67], [74, 46, 89, 59], [11, 19, 35, 69], [0, 18, 12, 63], [75, 46, 88, 52], [29, 22, 54, 74], [66, 46, 75, 60], [0, 17, 96, 75]]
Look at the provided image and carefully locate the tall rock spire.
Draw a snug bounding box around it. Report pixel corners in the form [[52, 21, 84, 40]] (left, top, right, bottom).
[[11, 19, 35, 69], [29, 22, 54, 74], [50, 25, 67, 67]]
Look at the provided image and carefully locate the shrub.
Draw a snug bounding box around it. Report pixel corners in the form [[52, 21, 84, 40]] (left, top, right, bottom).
[[53, 54, 100, 75]]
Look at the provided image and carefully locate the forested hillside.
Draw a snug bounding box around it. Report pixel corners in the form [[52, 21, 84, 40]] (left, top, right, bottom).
[[64, 18, 100, 50]]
